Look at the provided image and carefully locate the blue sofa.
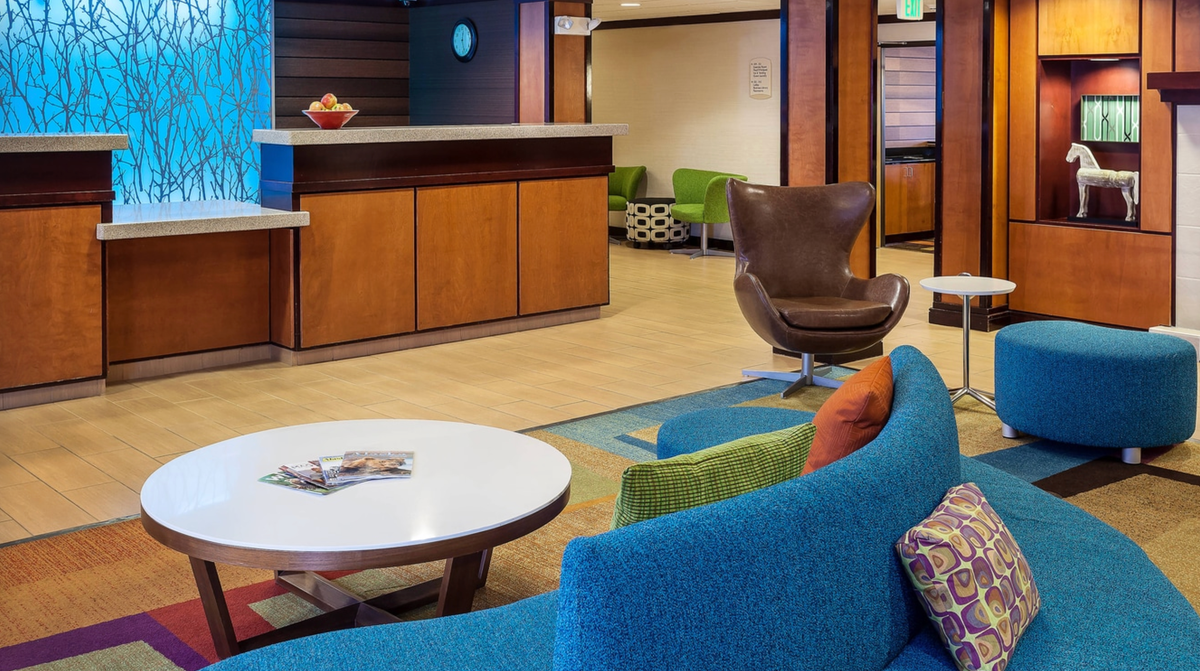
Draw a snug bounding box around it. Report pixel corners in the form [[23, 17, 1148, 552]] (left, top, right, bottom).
[[208, 346, 1200, 671]]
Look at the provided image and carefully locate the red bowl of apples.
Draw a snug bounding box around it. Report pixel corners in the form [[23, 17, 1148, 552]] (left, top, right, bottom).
[[303, 94, 357, 130]]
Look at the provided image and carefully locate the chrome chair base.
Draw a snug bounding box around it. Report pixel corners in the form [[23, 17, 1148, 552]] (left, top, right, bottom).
[[669, 222, 734, 259], [949, 386, 996, 411], [743, 353, 844, 399]]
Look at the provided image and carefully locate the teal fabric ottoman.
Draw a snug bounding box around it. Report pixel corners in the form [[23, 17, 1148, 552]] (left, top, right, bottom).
[[994, 321, 1197, 464], [655, 407, 813, 459]]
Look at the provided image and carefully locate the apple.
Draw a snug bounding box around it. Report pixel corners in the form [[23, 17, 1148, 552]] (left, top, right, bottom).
[[337, 103, 353, 111], [321, 93, 338, 109], [308, 101, 324, 111]]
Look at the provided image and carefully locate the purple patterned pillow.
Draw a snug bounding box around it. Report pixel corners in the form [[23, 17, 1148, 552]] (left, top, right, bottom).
[[896, 483, 1041, 671]]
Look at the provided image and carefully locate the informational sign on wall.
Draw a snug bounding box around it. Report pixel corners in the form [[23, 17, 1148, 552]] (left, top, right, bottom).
[[750, 58, 772, 100]]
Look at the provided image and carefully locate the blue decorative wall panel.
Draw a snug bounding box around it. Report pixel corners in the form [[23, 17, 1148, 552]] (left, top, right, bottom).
[[0, 0, 272, 204]]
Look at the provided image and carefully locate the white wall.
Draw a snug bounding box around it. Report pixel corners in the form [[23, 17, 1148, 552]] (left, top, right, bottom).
[[878, 20, 936, 43], [1176, 106, 1200, 328], [592, 20, 782, 240]]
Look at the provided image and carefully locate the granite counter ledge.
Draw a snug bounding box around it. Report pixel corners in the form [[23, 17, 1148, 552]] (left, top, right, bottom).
[[98, 200, 310, 240], [252, 123, 628, 146], [0, 133, 128, 153]]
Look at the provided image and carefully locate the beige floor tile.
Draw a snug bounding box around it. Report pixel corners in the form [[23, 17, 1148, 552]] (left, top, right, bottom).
[[491, 401, 575, 426], [115, 396, 209, 429], [11, 448, 113, 492], [178, 397, 272, 430], [61, 481, 142, 520], [239, 398, 336, 426], [234, 421, 288, 436], [0, 454, 37, 488], [303, 378, 394, 406], [0, 481, 95, 535], [34, 418, 130, 457], [0, 423, 62, 457], [86, 414, 198, 458], [0, 520, 30, 544], [426, 400, 528, 431], [168, 421, 241, 448], [552, 401, 612, 419], [538, 379, 644, 409], [137, 378, 215, 403], [365, 399, 466, 423], [81, 448, 165, 493], [0, 403, 77, 427], [302, 399, 389, 421], [480, 380, 580, 408]]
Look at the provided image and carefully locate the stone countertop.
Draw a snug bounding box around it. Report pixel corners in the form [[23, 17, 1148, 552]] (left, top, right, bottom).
[[252, 123, 629, 146], [97, 200, 309, 240], [0, 133, 129, 153]]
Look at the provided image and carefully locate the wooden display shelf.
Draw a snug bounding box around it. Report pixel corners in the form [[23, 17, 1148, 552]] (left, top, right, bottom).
[[1147, 71, 1200, 104]]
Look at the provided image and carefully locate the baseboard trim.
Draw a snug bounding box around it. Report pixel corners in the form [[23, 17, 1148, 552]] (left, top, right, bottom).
[[107, 345, 274, 382], [928, 301, 1011, 332], [0, 378, 105, 410], [274, 307, 602, 366]]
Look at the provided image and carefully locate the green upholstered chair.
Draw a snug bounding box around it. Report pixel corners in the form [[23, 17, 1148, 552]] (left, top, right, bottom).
[[669, 168, 748, 259], [608, 166, 646, 212]]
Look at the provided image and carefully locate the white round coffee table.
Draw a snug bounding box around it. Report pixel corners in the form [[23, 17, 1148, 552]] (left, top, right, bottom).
[[919, 275, 1017, 410], [140, 419, 572, 659]]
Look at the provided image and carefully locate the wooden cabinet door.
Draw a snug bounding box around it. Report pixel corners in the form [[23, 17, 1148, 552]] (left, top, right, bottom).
[[0, 205, 103, 389], [416, 183, 518, 330], [906, 162, 936, 234], [883, 164, 907, 239], [518, 177, 608, 315], [298, 190, 416, 348]]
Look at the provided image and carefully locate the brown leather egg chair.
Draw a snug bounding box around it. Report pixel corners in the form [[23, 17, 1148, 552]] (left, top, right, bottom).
[[726, 180, 910, 398]]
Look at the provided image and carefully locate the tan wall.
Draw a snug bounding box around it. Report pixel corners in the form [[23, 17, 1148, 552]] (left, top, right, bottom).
[[591, 20, 782, 240]]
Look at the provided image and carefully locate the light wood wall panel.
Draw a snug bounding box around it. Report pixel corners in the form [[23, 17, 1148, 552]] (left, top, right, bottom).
[[553, 2, 588, 123], [991, 0, 1010, 303], [1009, 223, 1171, 328], [107, 232, 270, 363], [1180, 0, 1200, 71], [416, 183, 518, 330], [786, 0, 826, 186], [519, 2, 548, 123], [0, 205, 102, 389], [940, 0, 983, 282], [1141, 0, 1174, 233], [298, 189, 416, 348], [1037, 0, 1140, 56], [1008, 0, 1038, 223], [838, 0, 876, 279], [519, 177, 608, 315]]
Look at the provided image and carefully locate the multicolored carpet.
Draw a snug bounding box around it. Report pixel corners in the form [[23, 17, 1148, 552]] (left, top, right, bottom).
[[2, 374, 1198, 669]]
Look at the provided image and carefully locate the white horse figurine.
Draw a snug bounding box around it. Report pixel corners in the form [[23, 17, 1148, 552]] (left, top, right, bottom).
[[1066, 142, 1139, 222]]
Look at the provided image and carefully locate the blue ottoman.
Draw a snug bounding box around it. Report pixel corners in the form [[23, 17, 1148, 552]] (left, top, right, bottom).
[[994, 321, 1197, 464], [655, 407, 814, 459]]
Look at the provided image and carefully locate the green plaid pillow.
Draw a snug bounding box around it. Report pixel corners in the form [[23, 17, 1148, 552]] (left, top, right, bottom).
[[611, 423, 816, 529]]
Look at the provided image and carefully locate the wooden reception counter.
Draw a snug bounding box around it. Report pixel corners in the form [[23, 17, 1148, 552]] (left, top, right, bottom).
[[254, 123, 626, 363], [0, 134, 126, 408]]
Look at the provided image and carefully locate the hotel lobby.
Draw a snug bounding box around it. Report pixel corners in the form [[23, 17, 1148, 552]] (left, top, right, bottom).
[[2, 0, 1200, 669]]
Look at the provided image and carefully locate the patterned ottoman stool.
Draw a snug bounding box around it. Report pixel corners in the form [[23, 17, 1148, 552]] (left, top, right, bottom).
[[995, 321, 1197, 464], [656, 407, 814, 460], [626, 197, 685, 246]]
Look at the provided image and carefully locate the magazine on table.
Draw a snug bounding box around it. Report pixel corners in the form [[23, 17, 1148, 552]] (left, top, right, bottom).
[[318, 455, 344, 486], [338, 451, 414, 483], [258, 472, 354, 496], [279, 460, 327, 488]]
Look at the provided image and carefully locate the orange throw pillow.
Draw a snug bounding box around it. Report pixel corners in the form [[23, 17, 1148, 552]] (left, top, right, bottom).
[[802, 356, 894, 474]]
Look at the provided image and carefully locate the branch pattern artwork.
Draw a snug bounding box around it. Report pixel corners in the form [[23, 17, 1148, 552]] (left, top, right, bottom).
[[0, 0, 271, 204]]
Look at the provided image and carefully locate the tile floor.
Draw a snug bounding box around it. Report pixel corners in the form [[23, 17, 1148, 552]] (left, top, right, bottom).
[[0, 245, 1168, 541]]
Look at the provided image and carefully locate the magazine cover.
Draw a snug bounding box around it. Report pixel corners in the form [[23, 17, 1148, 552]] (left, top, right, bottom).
[[279, 460, 326, 487], [318, 455, 344, 486], [338, 451, 414, 483], [258, 472, 352, 496]]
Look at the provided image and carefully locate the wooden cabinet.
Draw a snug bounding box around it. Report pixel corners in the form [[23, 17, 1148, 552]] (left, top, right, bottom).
[[883, 161, 935, 243], [519, 177, 609, 315]]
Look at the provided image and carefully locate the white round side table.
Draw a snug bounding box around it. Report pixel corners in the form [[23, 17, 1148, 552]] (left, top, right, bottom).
[[918, 275, 1017, 410]]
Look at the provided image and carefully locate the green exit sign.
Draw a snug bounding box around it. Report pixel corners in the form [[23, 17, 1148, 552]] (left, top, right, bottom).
[[897, 0, 924, 20]]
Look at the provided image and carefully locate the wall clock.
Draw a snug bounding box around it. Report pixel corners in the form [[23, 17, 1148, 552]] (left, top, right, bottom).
[[452, 18, 478, 63]]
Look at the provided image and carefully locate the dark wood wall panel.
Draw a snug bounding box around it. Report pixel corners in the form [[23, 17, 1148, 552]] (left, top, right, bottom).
[[786, 0, 826, 186], [416, 184, 518, 330], [274, 0, 410, 130], [1009, 223, 1171, 328], [298, 190, 416, 348], [838, 0, 876, 279], [553, 2, 588, 123], [1008, 0, 1038, 223], [1141, 0, 1174, 234], [409, 0, 516, 125], [0, 206, 103, 390], [1180, 0, 1200, 71], [940, 0, 984, 283], [107, 232, 270, 363], [519, 2, 548, 123]]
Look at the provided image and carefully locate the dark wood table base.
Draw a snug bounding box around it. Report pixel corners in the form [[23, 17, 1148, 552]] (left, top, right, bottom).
[[190, 548, 492, 659]]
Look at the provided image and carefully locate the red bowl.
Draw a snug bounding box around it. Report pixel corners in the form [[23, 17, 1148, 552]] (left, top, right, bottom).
[[302, 109, 358, 130]]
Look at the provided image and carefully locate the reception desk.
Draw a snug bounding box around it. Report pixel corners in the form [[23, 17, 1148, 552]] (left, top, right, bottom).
[[254, 123, 626, 362], [0, 134, 126, 407]]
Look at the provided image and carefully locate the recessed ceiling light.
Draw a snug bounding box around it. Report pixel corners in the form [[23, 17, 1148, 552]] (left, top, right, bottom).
[[620, 3, 641, 6]]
